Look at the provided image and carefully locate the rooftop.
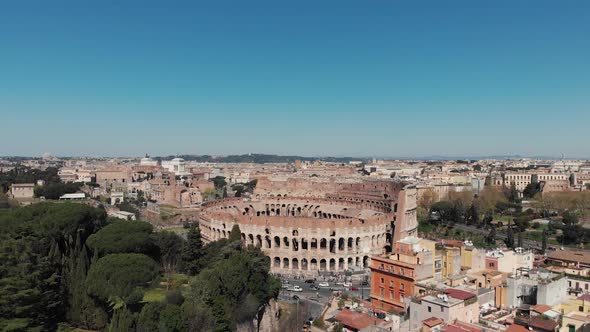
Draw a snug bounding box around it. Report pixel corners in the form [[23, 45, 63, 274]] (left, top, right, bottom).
[[423, 317, 443, 328], [334, 309, 385, 331], [548, 250, 590, 265]]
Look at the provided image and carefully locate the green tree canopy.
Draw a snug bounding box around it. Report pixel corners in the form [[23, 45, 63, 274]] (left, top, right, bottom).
[[86, 253, 160, 303], [87, 220, 158, 258]]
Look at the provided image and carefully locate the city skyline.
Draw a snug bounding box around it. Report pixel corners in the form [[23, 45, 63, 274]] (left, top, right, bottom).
[[1, 1, 589, 157]]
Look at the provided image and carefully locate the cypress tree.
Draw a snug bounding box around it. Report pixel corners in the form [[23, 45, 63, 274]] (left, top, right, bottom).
[[181, 226, 203, 275]]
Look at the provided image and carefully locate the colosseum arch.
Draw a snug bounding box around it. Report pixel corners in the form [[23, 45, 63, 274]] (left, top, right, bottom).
[[329, 258, 336, 270], [292, 258, 299, 270], [274, 236, 281, 248], [301, 258, 308, 270], [338, 238, 345, 251], [310, 258, 318, 270], [320, 259, 327, 271]]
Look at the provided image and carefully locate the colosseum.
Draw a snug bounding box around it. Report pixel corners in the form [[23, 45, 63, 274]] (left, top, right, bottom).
[[198, 176, 417, 276]]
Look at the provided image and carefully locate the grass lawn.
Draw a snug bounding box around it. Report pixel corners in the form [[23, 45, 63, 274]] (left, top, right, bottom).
[[143, 288, 166, 303]]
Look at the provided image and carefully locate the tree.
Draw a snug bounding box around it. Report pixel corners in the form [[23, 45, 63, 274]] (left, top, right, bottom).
[[155, 231, 185, 289], [86, 220, 158, 259], [469, 204, 479, 225], [159, 304, 183, 332], [107, 307, 137, 332], [476, 187, 507, 214], [86, 253, 160, 303], [181, 226, 203, 275], [418, 189, 438, 209], [523, 183, 541, 199], [541, 230, 548, 254], [137, 302, 166, 332], [506, 223, 514, 248], [430, 201, 455, 222], [563, 211, 579, 225], [507, 183, 520, 203], [0, 203, 107, 331], [486, 226, 497, 245], [229, 224, 242, 243], [202, 187, 216, 201]]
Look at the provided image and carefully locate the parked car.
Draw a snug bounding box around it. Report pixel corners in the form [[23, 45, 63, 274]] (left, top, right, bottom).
[[348, 286, 359, 291], [289, 285, 303, 292], [343, 282, 352, 287], [305, 279, 315, 283], [281, 283, 290, 289], [318, 282, 329, 287], [361, 280, 369, 286], [310, 286, 319, 291]]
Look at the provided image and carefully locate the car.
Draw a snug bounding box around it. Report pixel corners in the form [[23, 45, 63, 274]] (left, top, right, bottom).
[[289, 286, 303, 292], [361, 281, 369, 286], [343, 282, 352, 287], [348, 286, 359, 291], [310, 286, 319, 291], [318, 282, 329, 287], [281, 283, 290, 289], [336, 281, 345, 285], [305, 279, 315, 283]]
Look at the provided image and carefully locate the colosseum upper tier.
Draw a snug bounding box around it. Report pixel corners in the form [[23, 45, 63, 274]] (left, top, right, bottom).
[[198, 176, 418, 276]]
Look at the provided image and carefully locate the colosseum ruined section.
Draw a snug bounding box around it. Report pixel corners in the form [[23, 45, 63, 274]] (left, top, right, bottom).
[[198, 176, 417, 276]]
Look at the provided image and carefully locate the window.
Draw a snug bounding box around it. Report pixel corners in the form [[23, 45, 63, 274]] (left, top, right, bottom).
[[400, 268, 405, 276], [381, 278, 385, 284], [380, 288, 384, 296], [428, 306, 432, 313], [400, 283, 405, 290], [390, 280, 394, 287], [390, 290, 394, 299], [569, 325, 576, 332], [441, 306, 444, 312], [580, 306, 584, 312]]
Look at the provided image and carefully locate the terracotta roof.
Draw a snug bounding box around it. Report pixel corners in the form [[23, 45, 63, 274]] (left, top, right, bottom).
[[442, 321, 482, 332], [334, 309, 385, 330], [548, 250, 590, 265], [423, 317, 443, 328], [505, 324, 531, 332], [445, 288, 476, 300], [531, 304, 552, 314], [528, 317, 558, 331]]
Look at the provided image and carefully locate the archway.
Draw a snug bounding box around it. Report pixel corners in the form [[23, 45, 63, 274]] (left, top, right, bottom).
[[311, 259, 318, 270], [329, 258, 336, 271]]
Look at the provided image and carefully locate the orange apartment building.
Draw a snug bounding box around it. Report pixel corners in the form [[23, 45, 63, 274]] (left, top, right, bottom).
[[370, 237, 435, 311]]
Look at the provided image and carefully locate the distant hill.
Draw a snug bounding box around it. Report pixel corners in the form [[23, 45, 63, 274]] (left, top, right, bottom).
[[158, 153, 368, 164]]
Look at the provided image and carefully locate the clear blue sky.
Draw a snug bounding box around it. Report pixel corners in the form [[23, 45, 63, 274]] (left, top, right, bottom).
[[1, 1, 589, 158]]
